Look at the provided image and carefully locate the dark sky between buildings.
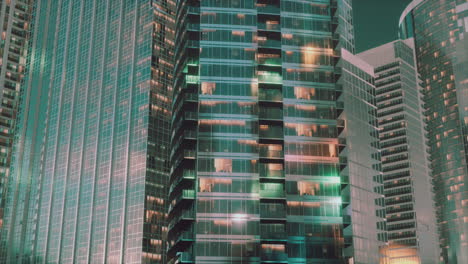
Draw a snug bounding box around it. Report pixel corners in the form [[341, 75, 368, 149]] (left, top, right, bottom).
[[353, 0, 412, 53]]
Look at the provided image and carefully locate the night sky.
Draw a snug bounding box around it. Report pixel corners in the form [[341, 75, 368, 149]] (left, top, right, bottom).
[[353, 0, 412, 53]]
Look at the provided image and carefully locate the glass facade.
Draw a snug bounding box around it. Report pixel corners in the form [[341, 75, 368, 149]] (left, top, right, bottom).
[[168, 0, 353, 263], [399, 1, 468, 263], [0, 0, 33, 232], [341, 49, 386, 264], [0, 1, 173, 263], [358, 39, 440, 264]]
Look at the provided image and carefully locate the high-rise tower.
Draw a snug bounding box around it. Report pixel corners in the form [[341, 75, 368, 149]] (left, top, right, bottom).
[[167, 0, 354, 263], [400, 1, 468, 262], [0, 0, 33, 231], [0, 1, 174, 263], [341, 49, 387, 264], [358, 39, 440, 264]]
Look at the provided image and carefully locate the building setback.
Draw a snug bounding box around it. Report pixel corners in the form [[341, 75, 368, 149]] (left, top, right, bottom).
[[358, 39, 440, 264], [400, 0, 468, 262], [0, 0, 33, 232], [0, 1, 174, 263], [167, 0, 353, 263]]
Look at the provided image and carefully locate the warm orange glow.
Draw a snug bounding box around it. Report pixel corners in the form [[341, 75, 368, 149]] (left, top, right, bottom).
[[232, 31, 245, 36], [214, 220, 231, 226], [199, 119, 246, 126], [262, 244, 285, 251], [294, 86, 316, 99], [214, 159, 232, 173], [237, 139, 257, 145], [201, 82, 216, 94], [380, 245, 420, 264]]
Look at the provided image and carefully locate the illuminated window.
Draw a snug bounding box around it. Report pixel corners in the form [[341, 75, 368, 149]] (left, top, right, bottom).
[[201, 82, 216, 95], [214, 158, 232, 172]]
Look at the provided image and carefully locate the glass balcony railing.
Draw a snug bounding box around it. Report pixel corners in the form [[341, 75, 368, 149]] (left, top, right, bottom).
[[172, 189, 196, 208], [184, 130, 197, 140], [185, 92, 198, 102], [186, 75, 199, 84], [257, 5, 280, 15], [170, 169, 196, 194], [260, 187, 285, 199], [261, 252, 288, 262], [187, 23, 200, 31], [259, 127, 283, 139], [258, 57, 282, 66], [182, 189, 195, 199], [259, 149, 283, 159], [184, 111, 198, 121], [259, 168, 284, 179], [184, 150, 196, 159], [260, 207, 286, 219], [259, 108, 283, 120], [258, 23, 281, 32], [168, 207, 195, 230], [177, 252, 194, 263], [259, 90, 282, 102], [261, 231, 288, 241], [258, 39, 281, 49], [342, 215, 351, 226], [172, 229, 195, 246]]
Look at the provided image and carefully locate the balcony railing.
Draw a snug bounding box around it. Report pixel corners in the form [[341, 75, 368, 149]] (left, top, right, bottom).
[[168, 207, 195, 230], [259, 127, 283, 140], [258, 23, 281, 32], [260, 189, 285, 199], [258, 73, 282, 84], [260, 208, 286, 219], [261, 231, 287, 241], [259, 149, 283, 159], [176, 252, 194, 263], [258, 57, 282, 66], [257, 5, 280, 15], [259, 90, 282, 102], [259, 167, 284, 179], [259, 108, 283, 120], [261, 252, 288, 262]]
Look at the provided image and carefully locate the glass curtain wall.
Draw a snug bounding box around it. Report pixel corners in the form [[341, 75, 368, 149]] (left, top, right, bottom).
[[168, 0, 352, 263]]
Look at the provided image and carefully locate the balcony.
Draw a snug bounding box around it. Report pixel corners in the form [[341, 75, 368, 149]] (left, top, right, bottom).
[[258, 23, 281, 32], [259, 126, 283, 140], [258, 57, 281, 67], [342, 215, 351, 227], [184, 92, 198, 103], [260, 207, 286, 220], [176, 252, 194, 263], [258, 71, 282, 84], [259, 149, 283, 160], [259, 89, 282, 102], [170, 189, 196, 211], [257, 5, 280, 15], [260, 231, 287, 242], [168, 207, 195, 230], [259, 167, 284, 180], [260, 184, 285, 199], [168, 228, 195, 256], [185, 75, 199, 84], [169, 169, 196, 195], [259, 108, 282, 121], [261, 252, 288, 263]]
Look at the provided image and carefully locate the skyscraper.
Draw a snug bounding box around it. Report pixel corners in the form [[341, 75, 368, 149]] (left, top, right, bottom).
[[0, 1, 174, 263], [358, 39, 440, 264], [167, 0, 353, 263], [399, 0, 468, 262], [0, 0, 33, 231], [341, 49, 387, 264]]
